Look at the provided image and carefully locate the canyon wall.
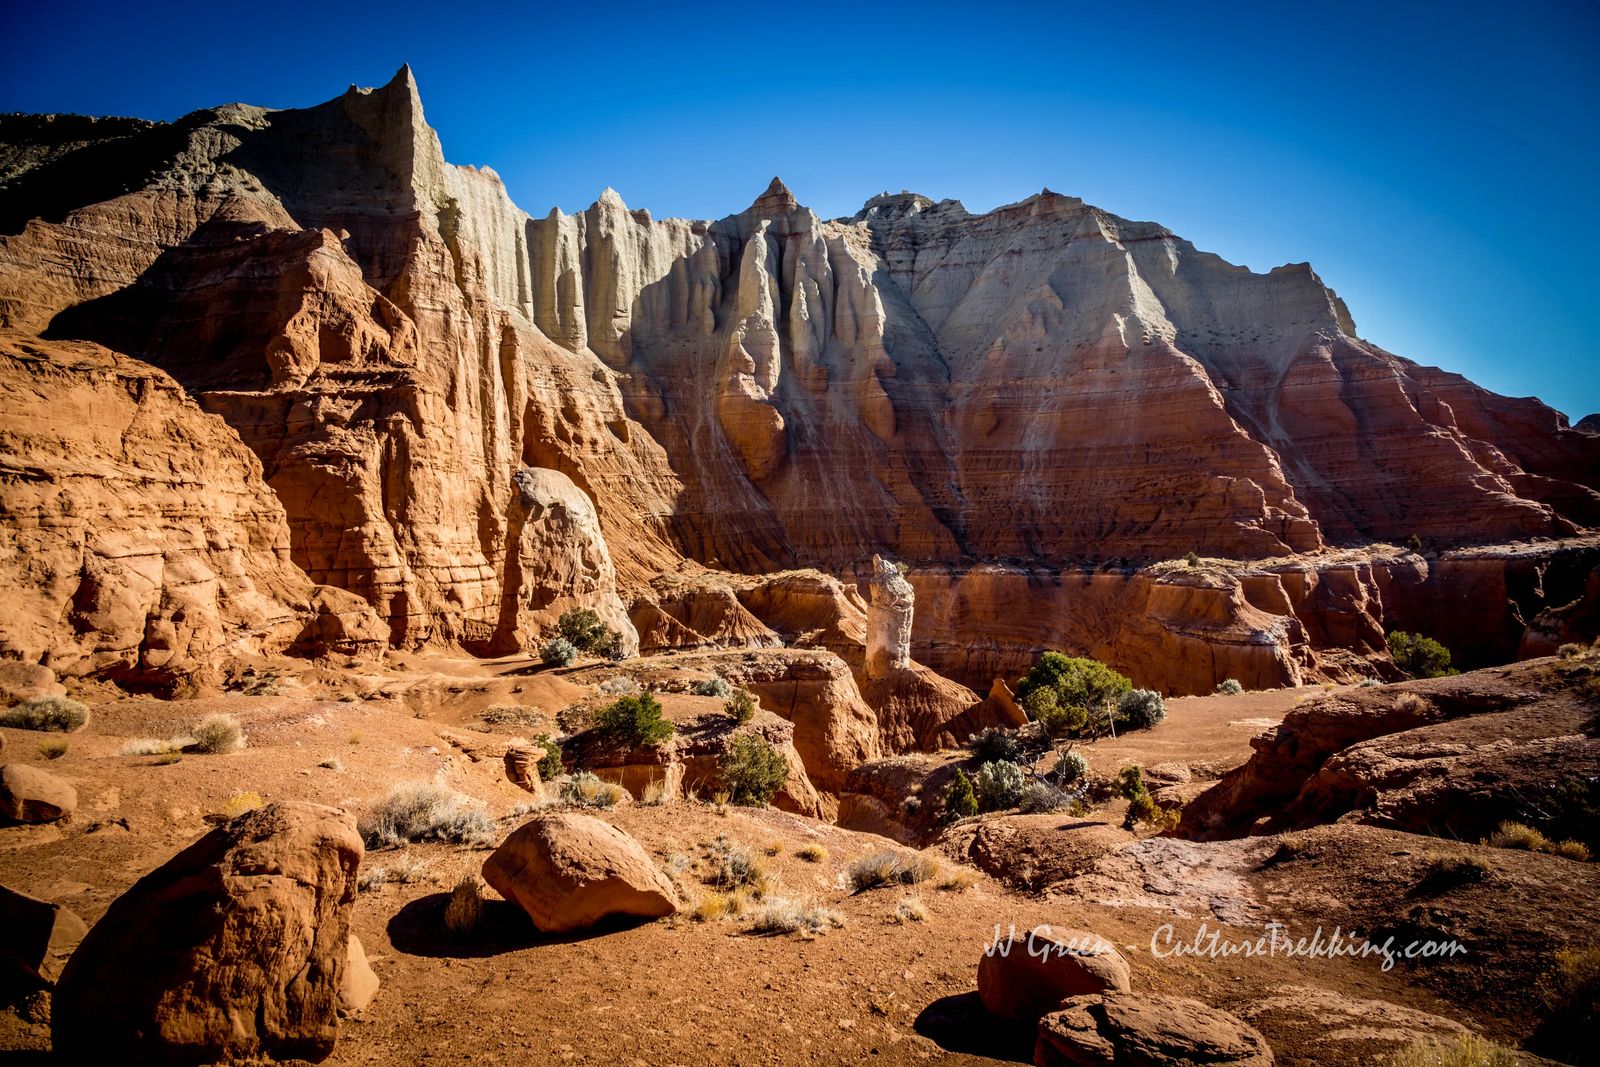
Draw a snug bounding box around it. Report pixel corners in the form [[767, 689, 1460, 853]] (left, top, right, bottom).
[[1, 67, 1596, 693]]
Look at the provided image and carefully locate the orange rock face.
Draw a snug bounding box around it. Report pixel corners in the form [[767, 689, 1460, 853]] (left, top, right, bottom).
[[1, 68, 1596, 693]]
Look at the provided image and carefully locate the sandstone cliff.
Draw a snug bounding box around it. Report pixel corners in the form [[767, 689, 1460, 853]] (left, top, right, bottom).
[[1, 67, 1596, 693]]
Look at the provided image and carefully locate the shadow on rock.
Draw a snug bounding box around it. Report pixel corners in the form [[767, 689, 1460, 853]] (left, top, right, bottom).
[[914, 991, 1034, 1063], [385, 893, 665, 958]]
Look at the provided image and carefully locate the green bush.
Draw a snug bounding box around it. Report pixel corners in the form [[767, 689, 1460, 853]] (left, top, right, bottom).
[[720, 733, 789, 806], [725, 688, 758, 724], [593, 693, 674, 747], [542, 637, 577, 667], [692, 676, 733, 698], [944, 769, 978, 820], [1117, 764, 1147, 801], [558, 608, 607, 649], [1215, 678, 1244, 695], [1116, 689, 1167, 730], [1388, 631, 1457, 679], [1014, 653, 1131, 718], [0, 696, 88, 732], [532, 733, 564, 779], [974, 760, 1025, 812], [1053, 750, 1088, 783], [968, 727, 1021, 763]]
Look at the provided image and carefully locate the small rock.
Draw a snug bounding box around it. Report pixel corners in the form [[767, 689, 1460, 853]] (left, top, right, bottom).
[[978, 927, 1130, 1022], [1036, 992, 1274, 1066], [338, 933, 380, 1015]]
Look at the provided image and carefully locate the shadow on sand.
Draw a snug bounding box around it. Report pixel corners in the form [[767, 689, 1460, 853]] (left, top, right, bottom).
[[913, 991, 1034, 1063], [385, 893, 662, 959]]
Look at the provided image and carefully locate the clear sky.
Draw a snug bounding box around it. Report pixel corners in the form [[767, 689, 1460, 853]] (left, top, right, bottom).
[[3, 0, 1597, 419]]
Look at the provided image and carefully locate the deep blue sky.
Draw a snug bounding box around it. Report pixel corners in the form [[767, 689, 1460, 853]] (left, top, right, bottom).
[[4, 1, 1597, 419]]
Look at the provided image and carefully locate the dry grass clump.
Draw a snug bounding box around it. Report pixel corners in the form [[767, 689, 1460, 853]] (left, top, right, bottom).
[[1385, 1034, 1515, 1066], [746, 896, 844, 936], [1485, 821, 1589, 860], [189, 714, 246, 754], [1394, 691, 1430, 714], [444, 876, 485, 935], [358, 854, 433, 891], [219, 791, 265, 819], [795, 843, 829, 864], [318, 757, 344, 771], [891, 896, 928, 924], [1, 696, 89, 732], [640, 778, 673, 807], [558, 772, 627, 809], [937, 867, 979, 892], [359, 779, 496, 849], [711, 836, 767, 891], [1413, 854, 1487, 896], [120, 737, 185, 756], [37, 737, 69, 760], [844, 850, 940, 894]]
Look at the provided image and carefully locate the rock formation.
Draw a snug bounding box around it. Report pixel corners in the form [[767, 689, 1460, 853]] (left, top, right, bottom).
[[0, 67, 1596, 693], [482, 813, 678, 933], [1036, 993, 1275, 1067], [865, 556, 914, 676], [52, 801, 364, 1063]]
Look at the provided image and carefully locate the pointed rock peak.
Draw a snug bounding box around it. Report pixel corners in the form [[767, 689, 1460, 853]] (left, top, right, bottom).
[[388, 64, 418, 93], [596, 186, 627, 210], [750, 176, 799, 214]]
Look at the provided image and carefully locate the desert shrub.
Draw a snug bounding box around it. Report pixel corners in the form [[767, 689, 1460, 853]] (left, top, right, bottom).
[[444, 876, 484, 936], [692, 676, 733, 698], [1555, 840, 1591, 861], [557, 608, 607, 650], [1127, 791, 1179, 831], [359, 780, 496, 848], [1215, 678, 1244, 695], [974, 760, 1025, 812], [1359, 677, 1384, 687], [892, 896, 929, 924], [1021, 685, 1059, 720], [1117, 764, 1147, 800], [189, 714, 245, 754], [358, 854, 432, 890], [1053, 750, 1089, 784], [541, 637, 577, 667], [1558, 643, 1584, 658], [1184, 550, 1200, 567], [796, 843, 829, 863], [531, 733, 564, 779], [1388, 631, 1457, 679], [938, 867, 979, 892], [844, 850, 939, 893], [1487, 821, 1552, 852], [710, 836, 766, 890], [1385, 1035, 1515, 1067], [691, 892, 736, 922], [1018, 782, 1071, 813], [747, 896, 844, 936], [559, 771, 626, 808], [0, 696, 88, 732], [640, 778, 673, 806], [481, 705, 543, 729], [1038, 702, 1088, 740], [37, 737, 69, 760], [318, 757, 344, 771], [968, 727, 1021, 763], [597, 675, 641, 697], [944, 769, 978, 820], [593, 693, 674, 747], [720, 733, 789, 806], [725, 688, 758, 724], [1116, 689, 1167, 730], [1015, 653, 1131, 715]]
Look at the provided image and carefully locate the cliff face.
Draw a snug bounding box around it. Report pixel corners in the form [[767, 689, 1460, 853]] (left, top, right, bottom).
[[0, 67, 1596, 691]]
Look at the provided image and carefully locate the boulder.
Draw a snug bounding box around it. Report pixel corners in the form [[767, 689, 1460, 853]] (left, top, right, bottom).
[[1036, 992, 1274, 1067], [1239, 985, 1471, 1064], [482, 813, 676, 933], [52, 801, 363, 1064], [0, 662, 64, 706], [0, 763, 76, 823], [503, 746, 545, 797], [978, 926, 1131, 1022], [0, 884, 87, 995], [338, 933, 379, 1016]]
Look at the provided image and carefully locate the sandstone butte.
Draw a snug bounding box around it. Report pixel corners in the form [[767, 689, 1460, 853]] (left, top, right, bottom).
[[0, 64, 1597, 704]]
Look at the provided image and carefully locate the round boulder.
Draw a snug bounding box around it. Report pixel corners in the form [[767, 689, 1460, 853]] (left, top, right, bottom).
[[979, 926, 1131, 1023], [0, 763, 77, 823], [52, 801, 363, 1064], [1037, 992, 1275, 1066], [482, 812, 677, 933]]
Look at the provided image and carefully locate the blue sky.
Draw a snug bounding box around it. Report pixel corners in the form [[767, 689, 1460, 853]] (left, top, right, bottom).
[[4, 0, 1597, 419]]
